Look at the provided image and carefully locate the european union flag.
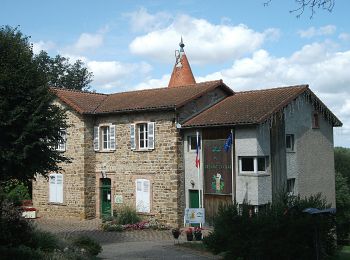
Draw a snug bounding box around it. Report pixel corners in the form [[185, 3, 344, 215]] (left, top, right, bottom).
[[224, 133, 232, 152]]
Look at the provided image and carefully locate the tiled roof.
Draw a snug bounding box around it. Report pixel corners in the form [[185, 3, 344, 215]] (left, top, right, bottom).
[[52, 80, 233, 114], [168, 53, 196, 88], [182, 85, 342, 127], [51, 88, 107, 114]]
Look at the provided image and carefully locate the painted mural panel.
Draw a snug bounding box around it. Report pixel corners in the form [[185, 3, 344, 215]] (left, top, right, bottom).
[[203, 139, 232, 194]]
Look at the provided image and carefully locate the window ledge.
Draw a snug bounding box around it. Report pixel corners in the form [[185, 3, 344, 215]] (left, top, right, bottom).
[[286, 150, 296, 153], [239, 173, 270, 177], [137, 212, 155, 216], [95, 150, 115, 153], [132, 149, 153, 152], [47, 203, 66, 206]]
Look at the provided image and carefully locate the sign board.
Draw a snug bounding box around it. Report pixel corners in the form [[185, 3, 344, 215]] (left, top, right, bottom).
[[184, 208, 205, 224], [203, 139, 232, 194], [114, 195, 123, 204]]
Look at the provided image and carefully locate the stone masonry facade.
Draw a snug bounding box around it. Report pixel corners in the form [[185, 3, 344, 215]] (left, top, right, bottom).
[[33, 104, 185, 226]]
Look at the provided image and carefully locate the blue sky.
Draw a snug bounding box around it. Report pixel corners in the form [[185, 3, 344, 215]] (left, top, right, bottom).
[[1, 0, 350, 147]]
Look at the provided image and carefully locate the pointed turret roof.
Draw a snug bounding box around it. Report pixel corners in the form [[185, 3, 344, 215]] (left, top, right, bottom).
[[168, 38, 196, 88]]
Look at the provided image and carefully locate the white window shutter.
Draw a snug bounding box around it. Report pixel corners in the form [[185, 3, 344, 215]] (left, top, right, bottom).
[[110, 125, 116, 150], [130, 124, 136, 150], [61, 129, 66, 151], [148, 122, 155, 149], [56, 174, 63, 203], [93, 126, 99, 151], [135, 179, 150, 213], [49, 174, 56, 202]]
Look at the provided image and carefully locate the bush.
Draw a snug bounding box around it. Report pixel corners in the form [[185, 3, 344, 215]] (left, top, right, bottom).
[[31, 230, 62, 252], [101, 223, 123, 232], [203, 193, 336, 259], [0, 245, 44, 259], [114, 205, 141, 225], [71, 236, 102, 256]]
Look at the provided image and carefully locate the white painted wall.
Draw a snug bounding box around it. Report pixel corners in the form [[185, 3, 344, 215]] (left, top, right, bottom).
[[284, 96, 336, 205], [183, 130, 204, 208], [235, 125, 272, 205]]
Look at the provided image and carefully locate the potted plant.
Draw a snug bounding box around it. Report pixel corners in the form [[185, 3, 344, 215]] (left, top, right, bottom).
[[194, 227, 202, 241], [186, 228, 193, 241], [172, 228, 181, 239]]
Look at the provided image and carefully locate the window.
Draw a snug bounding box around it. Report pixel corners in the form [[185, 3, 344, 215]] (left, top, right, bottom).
[[49, 173, 63, 203], [139, 123, 148, 149], [55, 129, 66, 152], [287, 178, 295, 195], [130, 122, 155, 150], [286, 134, 295, 152], [312, 112, 320, 129], [188, 135, 201, 151], [239, 156, 268, 174], [135, 179, 151, 213], [93, 125, 116, 151]]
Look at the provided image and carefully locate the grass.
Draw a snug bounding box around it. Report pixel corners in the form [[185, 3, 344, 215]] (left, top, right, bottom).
[[334, 246, 350, 260]]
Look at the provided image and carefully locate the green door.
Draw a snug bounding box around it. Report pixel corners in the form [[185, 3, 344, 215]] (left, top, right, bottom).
[[100, 178, 111, 217], [189, 190, 200, 226], [189, 190, 199, 208]]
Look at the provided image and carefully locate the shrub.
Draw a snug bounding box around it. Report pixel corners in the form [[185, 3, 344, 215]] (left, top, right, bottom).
[[0, 245, 44, 259], [71, 236, 102, 256], [204, 193, 336, 259], [114, 205, 141, 225], [101, 223, 124, 232], [31, 230, 62, 252]]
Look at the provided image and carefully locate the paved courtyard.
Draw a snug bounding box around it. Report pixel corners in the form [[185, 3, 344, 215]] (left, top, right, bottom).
[[33, 218, 221, 259]]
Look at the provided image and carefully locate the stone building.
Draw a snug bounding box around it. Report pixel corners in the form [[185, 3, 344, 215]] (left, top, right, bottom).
[[33, 40, 342, 226]]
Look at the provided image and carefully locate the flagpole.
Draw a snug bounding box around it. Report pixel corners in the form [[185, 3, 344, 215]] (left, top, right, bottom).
[[231, 129, 235, 203], [196, 130, 201, 208]]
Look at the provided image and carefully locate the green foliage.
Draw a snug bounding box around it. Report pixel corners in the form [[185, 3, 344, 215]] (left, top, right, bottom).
[[0, 26, 69, 183], [335, 147, 350, 187], [71, 236, 102, 256], [0, 245, 44, 259], [335, 172, 350, 242], [114, 205, 141, 225], [35, 51, 93, 91], [101, 223, 123, 232], [0, 189, 34, 247], [204, 193, 336, 259], [3, 179, 30, 203]]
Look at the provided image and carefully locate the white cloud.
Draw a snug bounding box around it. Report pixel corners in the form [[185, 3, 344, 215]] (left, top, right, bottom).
[[74, 33, 104, 51], [133, 74, 170, 90], [32, 40, 56, 54], [298, 25, 336, 38], [129, 14, 279, 65], [87, 60, 152, 91], [339, 33, 350, 41], [125, 7, 171, 33]]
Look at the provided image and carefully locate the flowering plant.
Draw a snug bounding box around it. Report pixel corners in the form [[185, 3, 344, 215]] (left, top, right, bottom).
[[193, 227, 202, 234], [185, 228, 193, 235]]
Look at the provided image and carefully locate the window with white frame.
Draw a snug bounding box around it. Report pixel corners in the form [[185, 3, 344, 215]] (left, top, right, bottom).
[[49, 173, 63, 203], [93, 124, 116, 151], [239, 156, 268, 174], [286, 134, 295, 152], [135, 179, 151, 213], [130, 122, 155, 150], [287, 178, 295, 195], [188, 135, 201, 152], [55, 129, 66, 152]]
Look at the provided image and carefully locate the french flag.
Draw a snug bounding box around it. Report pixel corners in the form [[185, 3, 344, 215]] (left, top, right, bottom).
[[196, 132, 200, 168]]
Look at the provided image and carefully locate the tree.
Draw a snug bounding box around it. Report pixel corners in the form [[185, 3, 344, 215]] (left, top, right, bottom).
[[0, 26, 69, 184], [35, 51, 93, 91], [264, 0, 335, 18], [334, 147, 350, 187], [335, 172, 350, 242]]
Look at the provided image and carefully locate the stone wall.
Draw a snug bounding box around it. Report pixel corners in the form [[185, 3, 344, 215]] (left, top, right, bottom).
[[33, 102, 88, 219], [33, 103, 185, 225], [91, 111, 184, 225]]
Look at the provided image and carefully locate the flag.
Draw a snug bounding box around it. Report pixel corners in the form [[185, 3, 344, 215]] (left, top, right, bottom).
[[195, 132, 200, 168], [224, 133, 232, 152]]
